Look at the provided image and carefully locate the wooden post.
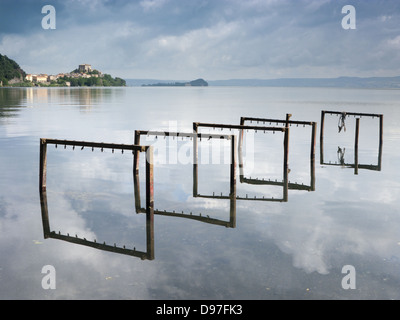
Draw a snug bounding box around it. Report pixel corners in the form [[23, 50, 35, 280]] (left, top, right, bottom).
[[283, 114, 291, 201], [133, 172, 143, 213], [193, 123, 199, 164], [311, 122, 316, 165], [238, 117, 245, 182], [284, 113, 291, 165], [320, 111, 325, 164], [145, 146, 154, 260], [354, 118, 360, 175], [378, 115, 383, 171], [39, 190, 50, 238], [39, 138, 47, 191], [193, 123, 199, 196], [230, 135, 237, 196], [310, 159, 316, 191], [230, 134, 237, 228], [310, 122, 316, 191], [133, 130, 141, 174]]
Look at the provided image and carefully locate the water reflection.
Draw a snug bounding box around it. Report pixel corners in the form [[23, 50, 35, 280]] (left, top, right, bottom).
[[0, 88, 26, 119], [39, 190, 154, 260], [134, 168, 237, 229], [134, 130, 237, 228], [24, 87, 125, 112], [38, 138, 155, 260], [37, 110, 385, 267], [0, 87, 127, 121], [239, 115, 316, 199], [320, 110, 383, 174], [37, 115, 323, 260]]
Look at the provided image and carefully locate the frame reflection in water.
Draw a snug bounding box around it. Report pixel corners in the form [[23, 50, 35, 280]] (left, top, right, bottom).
[[194, 120, 290, 201], [39, 138, 154, 260], [134, 130, 237, 228], [320, 110, 383, 175], [239, 115, 316, 197]]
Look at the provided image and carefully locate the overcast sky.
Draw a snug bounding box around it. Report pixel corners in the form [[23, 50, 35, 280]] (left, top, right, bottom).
[[0, 0, 399, 80]]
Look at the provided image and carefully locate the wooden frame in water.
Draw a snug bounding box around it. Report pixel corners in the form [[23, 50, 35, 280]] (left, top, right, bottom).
[[39, 138, 154, 260], [319, 110, 383, 174]]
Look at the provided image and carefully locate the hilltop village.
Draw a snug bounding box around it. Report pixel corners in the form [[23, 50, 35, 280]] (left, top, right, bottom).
[[25, 64, 126, 87], [26, 64, 98, 85], [0, 54, 125, 87]]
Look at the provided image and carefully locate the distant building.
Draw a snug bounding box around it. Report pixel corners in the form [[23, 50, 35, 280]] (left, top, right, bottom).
[[33, 74, 48, 83], [79, 64, 92, 73], [48, 75, 57, 82], [24, 64, 101, 85], [26, 74, 48, 83]]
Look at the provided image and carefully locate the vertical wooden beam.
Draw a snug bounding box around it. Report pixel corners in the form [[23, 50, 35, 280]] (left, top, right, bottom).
[[145, 146, 154, 260], [310, 121, 317, 191], [193, 123, 199, 164], [354, 118, 360, 175], [320, 111, 325, 164], [283, 114, 291, 201], [39, 138, 47, 191], [238, 117, 245, 182], [133, 130, 141, 174], [133, 172, 142, 213], [229, 192, 236, 228], [378, 114, 383, 171], [39, 190, 50, 238], [230, 135, 237, 196], [310, 121, 317, 164], [230, 134, 237, 228], [310, 159, 316, 191], [192, 123, 199, 196], [284, 113, 291, 167]]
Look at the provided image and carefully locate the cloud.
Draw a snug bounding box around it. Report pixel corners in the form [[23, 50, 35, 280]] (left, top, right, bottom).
[[1, 0, 400, 79], [140, 0, 169, 12]]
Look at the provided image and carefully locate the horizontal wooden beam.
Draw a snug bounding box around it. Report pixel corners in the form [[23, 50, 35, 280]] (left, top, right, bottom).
[[47, 231, 149, 259], [321, 110, 383, 118], [241, 116, 315, 126], [193, 122, 286, 132], [41, 138, 148, 152], [135, 130, 233, 140]]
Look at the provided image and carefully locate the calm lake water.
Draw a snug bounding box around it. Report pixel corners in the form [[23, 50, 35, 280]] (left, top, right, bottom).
[[0, 86, 399, 299]]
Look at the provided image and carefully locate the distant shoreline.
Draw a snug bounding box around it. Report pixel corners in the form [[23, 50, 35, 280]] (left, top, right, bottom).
[[126, 76, 400, 89], [141, 78, 208, 87], [2, 76, 399, 90]]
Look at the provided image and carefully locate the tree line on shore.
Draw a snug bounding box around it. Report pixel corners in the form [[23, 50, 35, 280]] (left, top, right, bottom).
[[0, 54, 26, 86], [0, 53, 126, 87], [56, 74, 126, 87]]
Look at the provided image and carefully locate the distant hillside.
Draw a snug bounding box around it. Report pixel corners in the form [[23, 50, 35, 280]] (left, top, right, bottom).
[[0, 54, 26, 85], [141, 78, 208, 87], [126, 76, 400, 88], [207, 76, 400, 89]]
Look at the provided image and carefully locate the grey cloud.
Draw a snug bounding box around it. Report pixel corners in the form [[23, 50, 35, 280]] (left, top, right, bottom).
[[1, 0, 399, 79]]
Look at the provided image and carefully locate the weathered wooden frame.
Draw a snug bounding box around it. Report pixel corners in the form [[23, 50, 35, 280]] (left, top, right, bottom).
[[39, 138, 154, 260], [193, 120, 290, 201], [319, 110, 383, 174], [240, 115, 316, 192], [133, 130, 237, 228]]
